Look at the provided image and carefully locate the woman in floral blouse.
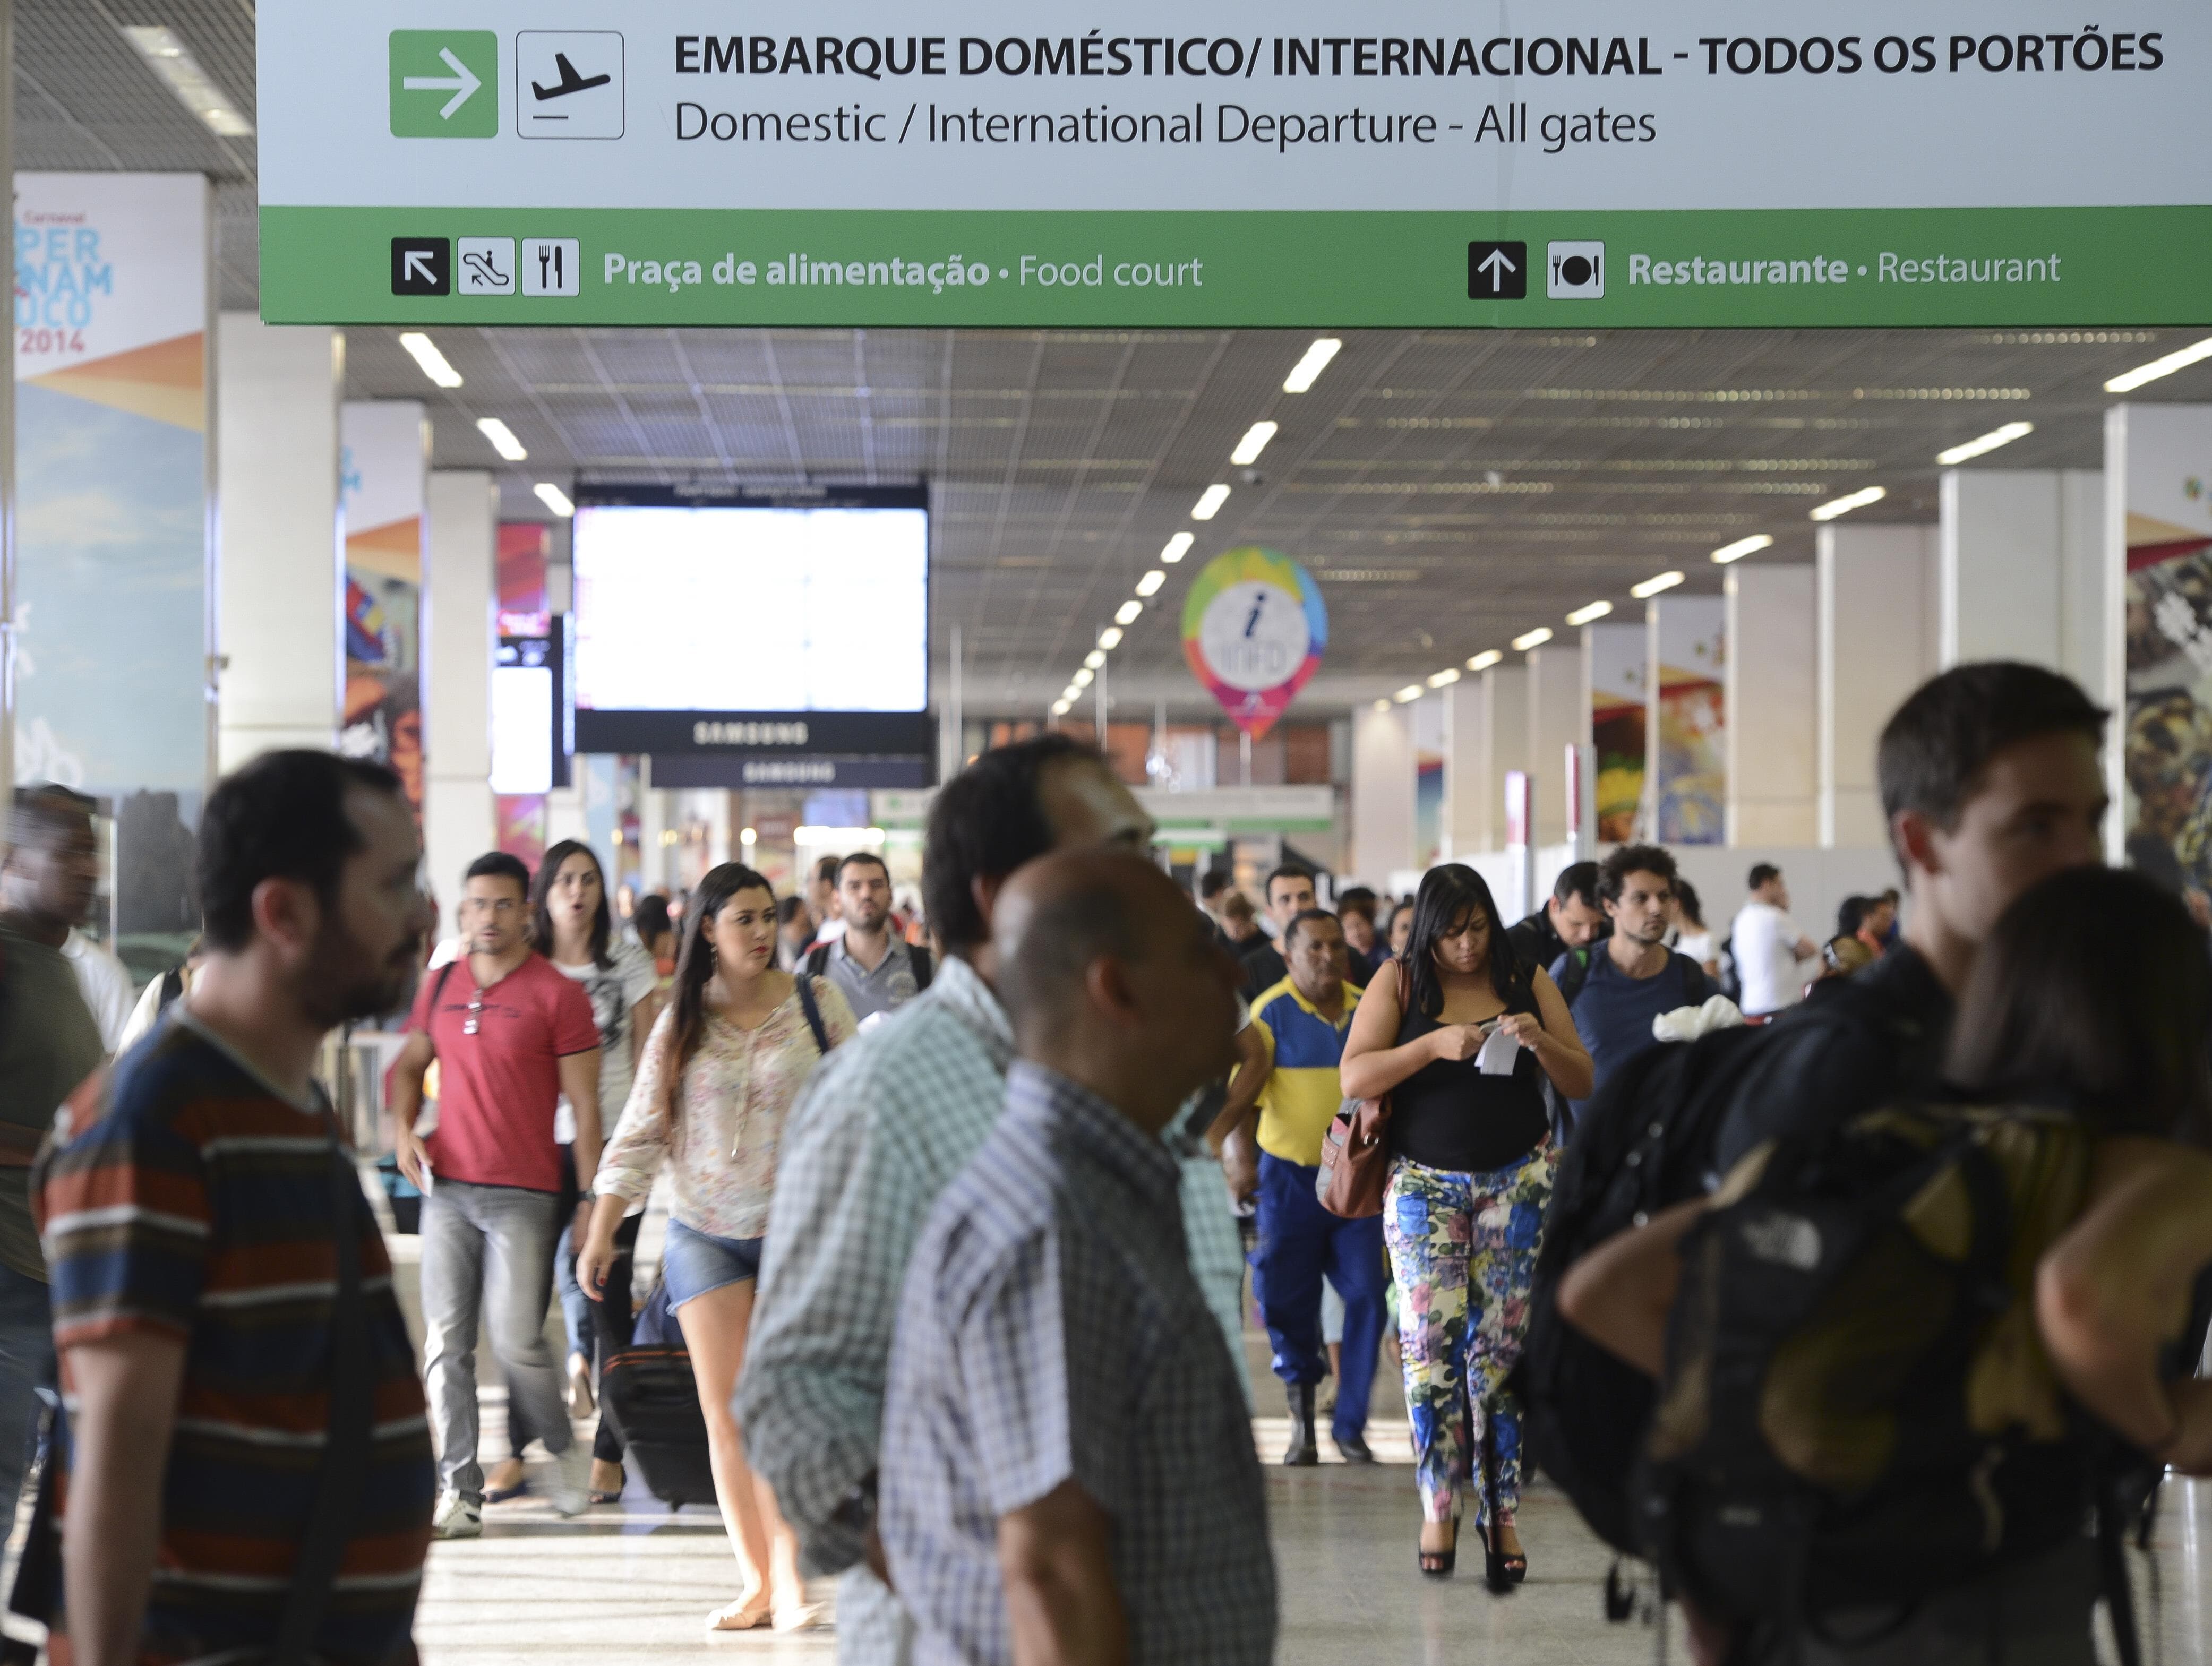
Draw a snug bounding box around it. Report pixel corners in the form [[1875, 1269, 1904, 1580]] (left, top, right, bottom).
[[579, 862, 855, 1633]]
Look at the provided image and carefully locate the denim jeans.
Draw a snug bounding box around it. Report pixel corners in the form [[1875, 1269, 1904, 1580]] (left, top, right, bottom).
[[419, 1178, 573, 1502], [0, 1260, 52, 1522]]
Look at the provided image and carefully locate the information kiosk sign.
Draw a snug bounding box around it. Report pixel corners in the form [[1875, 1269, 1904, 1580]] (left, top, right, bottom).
[[1181, 547, 1328, 740], [260, 3, 2212, 327]]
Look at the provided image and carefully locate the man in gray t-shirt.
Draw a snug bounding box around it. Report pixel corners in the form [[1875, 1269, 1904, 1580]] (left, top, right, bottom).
[[0, 787, 109, 1518], [808, 852, 931, 1024]]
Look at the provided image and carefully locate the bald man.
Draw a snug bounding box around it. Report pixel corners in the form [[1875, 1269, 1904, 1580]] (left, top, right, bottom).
[[880, 852, 1276, 1666]]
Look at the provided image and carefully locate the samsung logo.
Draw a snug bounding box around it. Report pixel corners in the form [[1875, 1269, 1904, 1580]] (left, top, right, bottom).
[[741, 760, 838, 784], [693, 720, 810, 747]]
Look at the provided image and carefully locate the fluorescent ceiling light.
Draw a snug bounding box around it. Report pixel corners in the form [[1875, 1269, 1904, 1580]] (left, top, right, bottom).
[[1052, 699, 1073, 716], [119, 25, 253, 137], [1072, 667, 1095, 689], [1230, 421, 1279, 466], [1935, 421, 2035, 466], [1810, 485, 1888, 522], [1283, 338, 1342, 393], [1710, 533, 1774, 564], [1160, 531, 1195, 563], [1512, 626, 1554, 651], [475, 417, 527, 461], [1372, 699, 1391, 711], [1134, 569, 1166, 597], [1467, 649, 1503, 672], [1566, 600, 1614, 626], [1631, 571, 1686, 598], [2105, 336, 2212, 393], [1427, 668, 1461, 688], [1061, 684, 1082, 703], [532, 481, 574, 518], [739, 827, 758, 845], [1083, 650, 1106, 669], [1114, 599, 1143, 625], [398, 332, 463, 389], [1096, 625, 1124, 650], [1190, 484, 1231, 520], [1394, 684, 1425, 703]]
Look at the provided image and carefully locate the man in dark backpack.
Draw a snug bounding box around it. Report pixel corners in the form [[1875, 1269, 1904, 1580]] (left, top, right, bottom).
[[1553, 844, 1712, 1124], [1507, 859, 1607, 976], [805, 851, 932, 1024]]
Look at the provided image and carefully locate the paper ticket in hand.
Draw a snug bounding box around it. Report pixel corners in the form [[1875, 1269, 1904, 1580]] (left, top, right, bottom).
[[1475, 1026, 1522, 1076]]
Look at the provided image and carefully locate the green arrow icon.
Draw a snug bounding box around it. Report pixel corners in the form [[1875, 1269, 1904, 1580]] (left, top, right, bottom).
[[390, 31, 497, 138]]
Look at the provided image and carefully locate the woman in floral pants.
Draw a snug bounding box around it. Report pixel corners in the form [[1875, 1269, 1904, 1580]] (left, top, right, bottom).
[[1342, 864, 1590, 1585]]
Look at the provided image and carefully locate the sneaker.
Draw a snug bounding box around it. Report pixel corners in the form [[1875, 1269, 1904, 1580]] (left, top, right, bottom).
[[545, 1442, 591, 1518], [431, 1491, 482, 1540]]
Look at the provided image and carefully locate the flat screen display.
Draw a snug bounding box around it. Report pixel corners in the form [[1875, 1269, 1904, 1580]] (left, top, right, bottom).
[[572, 497, 928, 716], [490, 664, 553, 794]]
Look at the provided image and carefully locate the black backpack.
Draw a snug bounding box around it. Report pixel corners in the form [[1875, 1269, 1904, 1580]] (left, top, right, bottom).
[[1636, 1102, 2159, 1662], [803, 939, 932, 995]]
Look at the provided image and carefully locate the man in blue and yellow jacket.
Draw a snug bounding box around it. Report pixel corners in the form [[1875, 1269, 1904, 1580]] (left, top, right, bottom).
[[1219, 907, 1387, 1465]]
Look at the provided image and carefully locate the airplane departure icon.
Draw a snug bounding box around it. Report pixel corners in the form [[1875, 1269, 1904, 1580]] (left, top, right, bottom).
[[531, 54, 611, 101]]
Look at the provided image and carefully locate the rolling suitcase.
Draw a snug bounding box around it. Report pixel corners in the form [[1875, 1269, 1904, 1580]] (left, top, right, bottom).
[[595, 1274, 717, 1509]]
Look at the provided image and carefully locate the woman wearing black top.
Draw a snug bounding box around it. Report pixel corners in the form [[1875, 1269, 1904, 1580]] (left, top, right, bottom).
[[1341, 864, 1592, 1586]]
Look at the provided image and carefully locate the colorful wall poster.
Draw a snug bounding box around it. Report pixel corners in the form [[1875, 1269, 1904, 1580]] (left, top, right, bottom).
[[1180, 546, 1327, 740], [2115, 404, 2212, 911], [1412, 693, 1444, 871], [1648, 597, 1726, 845], [15, 173, 211, 977], [498, 522, 552, 637], [496, 793, 547, 870], [1584, 621, 1648, 843], [340, 401, 427, 812]]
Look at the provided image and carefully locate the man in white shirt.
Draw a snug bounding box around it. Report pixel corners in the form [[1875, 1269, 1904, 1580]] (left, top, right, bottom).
[[1730, 863, 1819, 1018], [62, 929, 134, 1054]]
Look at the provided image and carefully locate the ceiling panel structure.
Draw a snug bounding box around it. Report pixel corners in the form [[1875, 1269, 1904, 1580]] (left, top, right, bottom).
[[18, 2, 2212, 717]]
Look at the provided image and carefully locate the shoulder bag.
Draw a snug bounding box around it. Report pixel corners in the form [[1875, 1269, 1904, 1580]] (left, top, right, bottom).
[[1315, 959, 1402, 1220]]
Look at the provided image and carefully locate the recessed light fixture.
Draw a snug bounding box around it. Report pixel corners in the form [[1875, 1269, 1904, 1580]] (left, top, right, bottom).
[[1283, 338, 1342, 393], [1467, 649, 1503, 672], [475, 417, 527, 461], [1190, 484, 1231, 520], [1097, 626, 1124, 650], [398, 332, 463, 389], [1161, 531, 1195, 563], [1710, 533, 1775, 564], [1810, 485, 1888, 522], [532, 482, 574, 518], [740, 827, 758, 846], [1631, 571, 1686, 598], [1230, 421, 1279, 466], [1427, 668, 1461, 688], [1134, 569, 1166, 597], [2105, 337, 2212, 394], [1394, 684, 1425, 703], [1512, 626, 1554, 651], [1072, 667, 1095, 689], [119, 25, 253, 136], [1114, 599, 1143, 625], [1934, 421, 2035, 466], [1566, 600, 1614, 626], [1083, 650, 1106, 669]]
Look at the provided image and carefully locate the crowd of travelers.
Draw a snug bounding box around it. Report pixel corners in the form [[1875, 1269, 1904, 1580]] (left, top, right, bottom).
[[0, 658, 2206, 1665]]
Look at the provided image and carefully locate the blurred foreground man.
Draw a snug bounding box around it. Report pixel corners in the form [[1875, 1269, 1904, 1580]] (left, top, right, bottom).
[[37, 752, 435, 1665], [738, 736, 1154, 1665], [882, 850, 1274, 1666]]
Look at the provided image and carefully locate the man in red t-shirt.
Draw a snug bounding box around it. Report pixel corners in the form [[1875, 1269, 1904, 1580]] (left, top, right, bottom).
[[389, 851, 601, 1539]]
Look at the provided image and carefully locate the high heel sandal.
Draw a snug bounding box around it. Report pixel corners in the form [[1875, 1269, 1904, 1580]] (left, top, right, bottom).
[[1417, 1515, 1460, 1578], [1484, 1521, 1528, 1592]]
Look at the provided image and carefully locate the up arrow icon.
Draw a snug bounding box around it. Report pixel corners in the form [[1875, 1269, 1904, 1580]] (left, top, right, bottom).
[[1476, 248, 1516, 291], [404, 47, 483, 119], [1466, 240, 1529, 300]]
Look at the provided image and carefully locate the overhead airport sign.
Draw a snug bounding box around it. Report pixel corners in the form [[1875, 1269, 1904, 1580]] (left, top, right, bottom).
[[259, 3, 2212, 328]]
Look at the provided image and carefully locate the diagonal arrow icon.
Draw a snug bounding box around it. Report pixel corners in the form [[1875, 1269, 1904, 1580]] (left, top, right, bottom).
[[403, 47, 483, 119], [403, 250, 440, 285]]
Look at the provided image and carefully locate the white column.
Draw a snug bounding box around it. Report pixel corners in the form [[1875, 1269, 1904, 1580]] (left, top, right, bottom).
[[423, 470, 496, 909], [1441, 677, 1485, 858], [1819, 525, 1938, 847], [1478, 664, 1529, 853], [214, 316, 343, 774], [1350, 701, 1415, 886], [1726, 565, 1817, 846], [1939, 468, 2104, 693], [1525, 644, 1583, 846]]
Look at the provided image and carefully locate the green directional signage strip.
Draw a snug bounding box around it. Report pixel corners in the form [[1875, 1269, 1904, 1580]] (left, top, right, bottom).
[[259, 203, 2212, 329]]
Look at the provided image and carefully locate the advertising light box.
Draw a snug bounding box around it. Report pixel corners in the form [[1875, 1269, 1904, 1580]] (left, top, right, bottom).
[[569, 485, 931, 757], [258, 2, 2212, 328]]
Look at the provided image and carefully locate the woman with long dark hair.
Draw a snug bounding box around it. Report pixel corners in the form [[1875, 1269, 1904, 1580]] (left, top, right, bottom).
[[1560, 866, 2212, 1664], [578, 863, 855, 1632], [1341, 863, 1592, 1585]]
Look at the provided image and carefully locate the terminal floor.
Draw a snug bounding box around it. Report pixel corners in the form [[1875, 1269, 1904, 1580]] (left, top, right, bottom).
[[417, 1357, 2212, 1665]]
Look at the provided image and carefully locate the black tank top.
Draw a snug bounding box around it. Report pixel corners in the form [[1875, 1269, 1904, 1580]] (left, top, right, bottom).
[[1388, 980, 1551, 1173]]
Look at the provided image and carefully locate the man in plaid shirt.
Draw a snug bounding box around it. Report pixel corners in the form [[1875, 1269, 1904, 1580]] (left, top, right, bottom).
[[880, 851, 1274, 1666], [737, 736, 1155, 1664]]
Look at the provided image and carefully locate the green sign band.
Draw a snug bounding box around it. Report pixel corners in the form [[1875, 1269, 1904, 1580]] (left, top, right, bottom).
[[261, 204, 2212, 328]]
